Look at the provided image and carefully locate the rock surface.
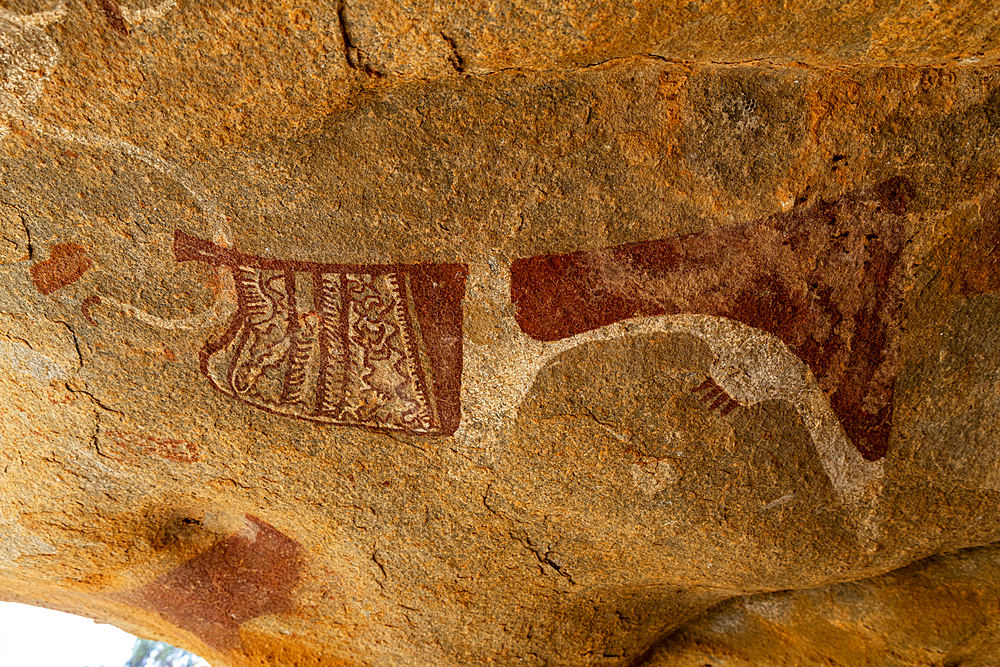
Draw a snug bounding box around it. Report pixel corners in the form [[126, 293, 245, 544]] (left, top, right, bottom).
[[0, 1, 999, 665], [645, 545, 1000, 667]]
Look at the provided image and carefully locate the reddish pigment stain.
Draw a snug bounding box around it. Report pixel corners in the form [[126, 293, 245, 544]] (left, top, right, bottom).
[[30, 243, 92, 295], [512, 178, 914, 461], [81, 295, 101, 325], [100, 0, 128, 35], [131, 515, 302, 650], [106, 429, 198, 464], [692, 377, 740, 417]]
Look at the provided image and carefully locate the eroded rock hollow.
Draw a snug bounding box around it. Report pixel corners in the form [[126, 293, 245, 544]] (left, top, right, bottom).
[[2, 0, 1000, 665]]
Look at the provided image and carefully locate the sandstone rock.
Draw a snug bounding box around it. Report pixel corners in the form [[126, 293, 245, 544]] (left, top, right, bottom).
[[0, 1, 999, 666]]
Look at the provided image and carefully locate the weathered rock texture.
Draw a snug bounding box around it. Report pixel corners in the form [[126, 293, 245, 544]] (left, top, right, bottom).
[[1, 0, 1000, 665], [645, 545, 1000, 666]]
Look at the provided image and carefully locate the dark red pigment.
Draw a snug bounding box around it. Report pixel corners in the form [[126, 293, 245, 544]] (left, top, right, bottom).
[[174, 231, 467, 436], [81, 295, 101, 325], [692, 377, 740, 417], [512, 178, 914, 461], [30, 243, 92, 295], [100, 0, 128, 36], [132, 515, 301, 650]]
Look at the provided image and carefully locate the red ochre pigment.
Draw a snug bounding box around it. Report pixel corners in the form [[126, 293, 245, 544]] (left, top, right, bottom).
[[106, 430, 198, 464], [174, 231, 467, 436], [512, 177, 914, 461], [81, 295, 102, 325], [131, 515, 302, 650], [100, 0, 128, 35], [30, 243, 92, 295]]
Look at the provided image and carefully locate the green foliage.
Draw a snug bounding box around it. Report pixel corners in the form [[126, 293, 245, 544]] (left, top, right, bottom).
[[124, 638, 204, 667]]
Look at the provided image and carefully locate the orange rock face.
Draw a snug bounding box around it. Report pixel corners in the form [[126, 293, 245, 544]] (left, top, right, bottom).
[[2, 2, 1000, 666]]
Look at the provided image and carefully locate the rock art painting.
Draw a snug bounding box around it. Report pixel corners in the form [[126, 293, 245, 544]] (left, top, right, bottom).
[[691, 376, 740, 416], [105, 429, 198, 464], [512, 178, 912, 462], [80, 295, 101, 325], [29, 242, 92, 295], [0, 4, 65, 130], [100, 0, 128, 36], [174, 231, 467, 436], [0, 0, 232, 333], [128, 515, 301, 650]]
